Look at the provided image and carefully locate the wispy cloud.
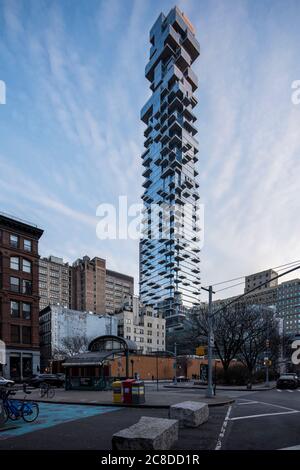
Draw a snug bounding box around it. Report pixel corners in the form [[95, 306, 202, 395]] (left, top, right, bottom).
[[1, 0, 300, 296]]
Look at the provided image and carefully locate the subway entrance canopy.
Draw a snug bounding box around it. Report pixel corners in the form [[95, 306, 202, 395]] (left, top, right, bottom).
[[63, 335, 137, 391]]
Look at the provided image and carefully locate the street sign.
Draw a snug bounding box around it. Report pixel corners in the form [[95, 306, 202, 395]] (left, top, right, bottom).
[[209, 334, 214, 347]]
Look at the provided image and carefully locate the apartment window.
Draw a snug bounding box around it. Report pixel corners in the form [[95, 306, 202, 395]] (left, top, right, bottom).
[[10, 234, 19, 248], [22, 279, 32, 295], [10, 276, 20, 293], [10, 256, 20, 271], [22, 259, 32, 274], [24, 239, 32, 252], [11, 325, 20, 343], [22, 326, 31, 344], [22, 303, 31, 320], [10, 300, 20, 318]]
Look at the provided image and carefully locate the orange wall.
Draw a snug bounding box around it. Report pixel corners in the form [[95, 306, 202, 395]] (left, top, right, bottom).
[[110, 355, 215, 380]]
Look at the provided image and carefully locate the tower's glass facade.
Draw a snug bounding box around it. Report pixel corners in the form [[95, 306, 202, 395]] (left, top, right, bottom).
[[139, 7, 201, 329]]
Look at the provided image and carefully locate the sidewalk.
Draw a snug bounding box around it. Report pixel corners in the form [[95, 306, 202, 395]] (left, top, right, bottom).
[[13, 387, 234, 409], [164, 381, 276, 392]]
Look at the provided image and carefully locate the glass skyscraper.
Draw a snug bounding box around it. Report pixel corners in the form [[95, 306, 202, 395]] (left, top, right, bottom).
[[139, 7, 201, 329]]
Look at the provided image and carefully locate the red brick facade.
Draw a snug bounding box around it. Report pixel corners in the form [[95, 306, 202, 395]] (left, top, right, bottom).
[[0, 213, 43, 379]]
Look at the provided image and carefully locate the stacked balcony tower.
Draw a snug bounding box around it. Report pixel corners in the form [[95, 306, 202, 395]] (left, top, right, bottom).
[[139, 7, 201, 329]]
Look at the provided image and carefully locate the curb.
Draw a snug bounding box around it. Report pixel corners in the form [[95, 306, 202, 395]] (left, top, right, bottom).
[[164, 385, 276, 392], [20, 397, 235, 409]]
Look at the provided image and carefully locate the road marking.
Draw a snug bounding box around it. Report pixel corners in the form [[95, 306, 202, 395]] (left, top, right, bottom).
[[280, 444, 300, 450], [215, 405, 232, 450], [277, 389, 282, 392], [236, 401, 258, 405], [230, 410, 299, 421], [249, 400, 298, 412], [287, 390, 293, 393]]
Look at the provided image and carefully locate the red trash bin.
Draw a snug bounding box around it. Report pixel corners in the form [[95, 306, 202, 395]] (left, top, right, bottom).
[[122, 379, 136, 404]]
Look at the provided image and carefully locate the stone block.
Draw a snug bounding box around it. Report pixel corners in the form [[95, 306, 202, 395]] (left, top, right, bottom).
[[169, 401, 209, 427], [112, 416, 178, 450]]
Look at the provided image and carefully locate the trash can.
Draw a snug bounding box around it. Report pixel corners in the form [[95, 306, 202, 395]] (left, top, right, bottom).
[[132, 380, 145, 404], [122, 379, 136, 404], [112, 380, 122, 404]]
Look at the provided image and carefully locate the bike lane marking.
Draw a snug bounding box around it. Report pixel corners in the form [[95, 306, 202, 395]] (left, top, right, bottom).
[[0, 403, 119, 440]]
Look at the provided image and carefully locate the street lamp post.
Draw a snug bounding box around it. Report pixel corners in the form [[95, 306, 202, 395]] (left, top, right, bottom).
[[201, 285, 215, 398]]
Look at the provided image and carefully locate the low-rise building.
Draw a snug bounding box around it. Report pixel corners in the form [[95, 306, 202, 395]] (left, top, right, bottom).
[[39, 305, 118, 370]]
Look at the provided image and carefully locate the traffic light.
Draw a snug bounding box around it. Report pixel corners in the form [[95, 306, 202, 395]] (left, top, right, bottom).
[[196, 346, 207, 356], [266, 339, 270, 348], [264, 359, 272, 367]]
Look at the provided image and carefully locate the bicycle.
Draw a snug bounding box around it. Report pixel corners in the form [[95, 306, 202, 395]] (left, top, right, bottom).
[[39, 382, 55, 399], [1, 388, 39, 423], [0, 389, 22, 421]]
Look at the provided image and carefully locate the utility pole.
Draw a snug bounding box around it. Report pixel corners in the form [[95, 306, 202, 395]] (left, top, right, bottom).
[[201, 285, 215, 398], [265, 319, 270, 388], [174, 342, 177, 385]]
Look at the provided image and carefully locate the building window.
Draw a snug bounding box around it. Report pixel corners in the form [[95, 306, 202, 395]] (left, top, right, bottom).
[[10, 300, 20, 317], [22, 303, 31, 320], [22, 326, 31, 344], [11, 325, 20, 343], [22, 259, 32, 274], [10, 234, 19, 248], [24, 239, 32, 252], [22, 279, 32, 295], [10, 256, 20, 270], [10, 276, 20, 293]]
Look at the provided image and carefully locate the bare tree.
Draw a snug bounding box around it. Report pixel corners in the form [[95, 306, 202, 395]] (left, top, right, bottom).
[[52, 336, 90, 360], [191, 304, 250, 382], [237, 305, 280, 386]]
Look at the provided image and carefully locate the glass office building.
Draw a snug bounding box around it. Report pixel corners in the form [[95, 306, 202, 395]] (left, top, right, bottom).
[[139, 7, 201, 329]]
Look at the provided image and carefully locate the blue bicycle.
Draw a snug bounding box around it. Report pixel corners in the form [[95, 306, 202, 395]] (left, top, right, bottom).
[[1, 388, 39, 423]]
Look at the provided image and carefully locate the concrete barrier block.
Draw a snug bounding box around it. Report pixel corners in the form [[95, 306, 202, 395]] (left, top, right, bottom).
[[112, 416, 179, 450], [169, 401, 209, 427]]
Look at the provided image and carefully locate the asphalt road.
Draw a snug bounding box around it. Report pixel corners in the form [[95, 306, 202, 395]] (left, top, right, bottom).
[[0, 403, 226, 450], [219, 388, 300, 450], [1, 387, 299, 450]]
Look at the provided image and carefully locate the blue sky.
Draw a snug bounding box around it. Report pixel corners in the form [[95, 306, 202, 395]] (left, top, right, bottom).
[[1, 0, 300, 298]]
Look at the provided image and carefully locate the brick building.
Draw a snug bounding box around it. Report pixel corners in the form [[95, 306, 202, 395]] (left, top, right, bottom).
[[0, 213, 43, 380], [70, 256, 134, 315]]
